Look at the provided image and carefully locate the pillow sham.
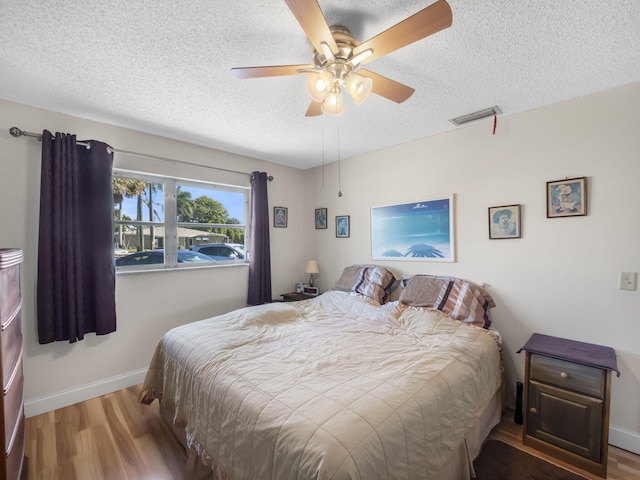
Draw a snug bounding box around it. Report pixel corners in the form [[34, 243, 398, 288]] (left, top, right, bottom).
[[332, 265, 396, 304], [399, 275, 495, 328], [434, 278, 495, 328], [398, 275, 449, 307]]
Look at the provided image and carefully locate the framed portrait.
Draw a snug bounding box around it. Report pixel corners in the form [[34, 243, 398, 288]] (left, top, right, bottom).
[[336, 215, 350, 238], [315, 208, 327, 229], [488, 204, 521, 239], [273, 206, 288, 228], [547, 177, 587, 218], [371, 195, 455, 262]]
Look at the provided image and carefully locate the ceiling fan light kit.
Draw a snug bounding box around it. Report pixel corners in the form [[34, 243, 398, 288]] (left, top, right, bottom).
[[231, 0, 453, 116], [306, 71, 333, 102], [324, 84, 344, 115], [344, 73, 373, 105]]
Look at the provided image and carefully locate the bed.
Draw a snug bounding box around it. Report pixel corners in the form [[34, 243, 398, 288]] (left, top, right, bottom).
[[140, 266, 503, 479]]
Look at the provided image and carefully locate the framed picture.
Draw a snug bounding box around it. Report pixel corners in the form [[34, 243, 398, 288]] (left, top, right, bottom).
[[273, 206, 288, 228], [315, 208, 327, 229], [336, 215, 350, 238], [488, 204, 521, 239], [547, 177, 587, 218], [371, 195, 455, 262]]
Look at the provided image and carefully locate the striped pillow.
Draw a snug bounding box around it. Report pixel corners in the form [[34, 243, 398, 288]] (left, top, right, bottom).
[[434, 278, 495, 328], [332, 265, 396, 304], [399, 275, 450, 307]]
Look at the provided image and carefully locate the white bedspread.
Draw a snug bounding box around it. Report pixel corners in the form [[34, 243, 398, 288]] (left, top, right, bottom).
[[141, 291, 502, 479]]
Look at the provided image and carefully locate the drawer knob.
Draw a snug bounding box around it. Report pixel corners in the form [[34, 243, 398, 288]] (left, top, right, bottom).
[[560, 371, 569, 379], [530, 407, 537, 414]]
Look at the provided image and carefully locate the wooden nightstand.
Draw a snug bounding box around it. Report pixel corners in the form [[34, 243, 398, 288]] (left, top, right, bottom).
[[518, 333, 618, 478], [280, 292, 316, 302]]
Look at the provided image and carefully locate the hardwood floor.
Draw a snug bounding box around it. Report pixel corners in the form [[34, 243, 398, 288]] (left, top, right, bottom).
[[25, 385, 186, 479], [487, 409, 640, 480], [25, 386, 640, 479]]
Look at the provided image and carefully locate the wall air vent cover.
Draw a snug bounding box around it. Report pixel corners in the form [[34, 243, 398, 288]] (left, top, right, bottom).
[[450, 105, 502, 126]]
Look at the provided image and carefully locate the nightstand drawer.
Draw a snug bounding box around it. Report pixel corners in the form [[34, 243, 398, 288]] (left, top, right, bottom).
[[530, 353, 605, 398]]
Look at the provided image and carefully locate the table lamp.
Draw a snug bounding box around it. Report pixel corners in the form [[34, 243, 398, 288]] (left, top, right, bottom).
[[305, 260, 319, 287]]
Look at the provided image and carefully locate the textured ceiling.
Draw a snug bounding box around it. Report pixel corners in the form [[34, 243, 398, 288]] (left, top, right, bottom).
[[1, 1, 639, 169]]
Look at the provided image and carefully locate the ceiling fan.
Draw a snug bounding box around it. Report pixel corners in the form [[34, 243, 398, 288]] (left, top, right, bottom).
[[231, 0, 452, 116]]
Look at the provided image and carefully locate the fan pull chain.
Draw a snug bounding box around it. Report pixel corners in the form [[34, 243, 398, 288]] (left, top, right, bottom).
[[493, 114, 497, 135], [321, 113, 325, 189], [337, 115, 342, 197]]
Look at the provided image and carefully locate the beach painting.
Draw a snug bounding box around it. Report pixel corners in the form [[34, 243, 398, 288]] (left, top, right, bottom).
[[371, 195, 455, 262]]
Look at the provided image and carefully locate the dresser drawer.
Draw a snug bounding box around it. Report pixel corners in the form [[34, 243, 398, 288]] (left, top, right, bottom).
[[530, 353, 605, 398], [5, 410, 25, 480], [1, 307, 23, 389], [3, 361, 23, 453], [0, 264, 20, 327]]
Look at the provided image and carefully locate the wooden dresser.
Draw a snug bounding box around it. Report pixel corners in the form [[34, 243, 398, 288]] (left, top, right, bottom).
[[0, 249, 25, 480], [519, 333, 618, 478]]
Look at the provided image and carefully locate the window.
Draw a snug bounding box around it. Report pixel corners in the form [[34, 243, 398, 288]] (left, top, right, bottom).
[[113, 170, 249, 270]]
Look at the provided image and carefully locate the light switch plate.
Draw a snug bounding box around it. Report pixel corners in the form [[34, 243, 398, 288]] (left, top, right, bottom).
[[618, 272, 637, 291]]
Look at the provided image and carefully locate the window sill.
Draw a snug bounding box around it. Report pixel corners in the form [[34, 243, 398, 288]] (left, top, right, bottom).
[[115, 262, 249, 275]]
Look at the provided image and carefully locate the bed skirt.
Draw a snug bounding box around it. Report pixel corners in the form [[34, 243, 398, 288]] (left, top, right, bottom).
[[159, 387, 504, 480]]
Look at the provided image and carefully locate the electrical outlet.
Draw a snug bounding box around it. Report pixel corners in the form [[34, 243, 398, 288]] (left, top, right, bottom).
[[618, 272, 637, 291]]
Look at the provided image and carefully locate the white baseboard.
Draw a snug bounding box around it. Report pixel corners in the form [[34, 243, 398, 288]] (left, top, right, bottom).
[[24, 368, 148, 418], [610, 424, 640, 455]]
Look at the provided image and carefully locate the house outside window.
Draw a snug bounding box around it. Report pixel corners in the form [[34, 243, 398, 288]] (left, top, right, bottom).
[[113, 170, 249, 270]]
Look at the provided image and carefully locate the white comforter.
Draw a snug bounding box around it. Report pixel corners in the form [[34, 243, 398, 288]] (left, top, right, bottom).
[[140, 291, 502, 479]]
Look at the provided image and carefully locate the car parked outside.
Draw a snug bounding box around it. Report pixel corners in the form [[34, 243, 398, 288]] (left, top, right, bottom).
[[225, 243, 245, 253], [190, 243, 245, 261], [115, 249, 215, 267]]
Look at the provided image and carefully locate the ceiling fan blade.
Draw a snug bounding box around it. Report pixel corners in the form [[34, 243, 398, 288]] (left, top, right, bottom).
[[358, 69, 415, 103], [284, 0, 339, 55], [352, 0, 452, 65], [305, 101, 323, 117], [231, 64, 315, 79]]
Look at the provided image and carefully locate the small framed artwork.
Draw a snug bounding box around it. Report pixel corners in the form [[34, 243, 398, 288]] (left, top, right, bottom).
[[315, 208, 327, 229], [547, 177, 587, 218], [488, 204, 521, 239], [273, 206, 288, 228], [336, 215, 350, 238]]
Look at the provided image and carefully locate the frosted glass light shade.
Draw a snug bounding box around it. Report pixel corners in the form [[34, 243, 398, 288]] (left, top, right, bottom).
[[306, 71, 333, 102], [322, 87, 344, 115], [345, 73, 373, 105]]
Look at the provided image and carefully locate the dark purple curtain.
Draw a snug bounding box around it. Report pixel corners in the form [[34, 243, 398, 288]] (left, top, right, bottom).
[[247, 171, 272, 305], [37, 130, 116, 344]]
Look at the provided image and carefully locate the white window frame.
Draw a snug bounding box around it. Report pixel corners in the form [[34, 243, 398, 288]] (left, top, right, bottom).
[[114, 169, 250, 272]]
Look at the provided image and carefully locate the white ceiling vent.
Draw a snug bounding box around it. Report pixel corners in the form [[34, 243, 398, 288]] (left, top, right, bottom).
[[450, 106, 502, 126]]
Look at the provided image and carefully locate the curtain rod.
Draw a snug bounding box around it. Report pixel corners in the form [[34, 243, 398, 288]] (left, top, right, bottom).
[[9, 127, 273, 181]]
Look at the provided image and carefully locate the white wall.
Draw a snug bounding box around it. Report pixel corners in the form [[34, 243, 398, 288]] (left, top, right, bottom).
[[2, 81, 639, 453], [303, 81, 640, 453], [0, 99, 308, 414]]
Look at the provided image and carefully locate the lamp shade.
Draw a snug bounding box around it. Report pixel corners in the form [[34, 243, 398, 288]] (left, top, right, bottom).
[[305, 260, 319, 274]]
